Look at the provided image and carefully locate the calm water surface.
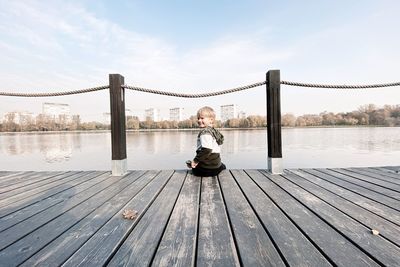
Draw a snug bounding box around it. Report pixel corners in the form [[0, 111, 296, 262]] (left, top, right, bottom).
[[0, 128, 399, 171]]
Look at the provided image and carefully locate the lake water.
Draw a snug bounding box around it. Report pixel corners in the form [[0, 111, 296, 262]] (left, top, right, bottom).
[[0, 127, 399, 171]]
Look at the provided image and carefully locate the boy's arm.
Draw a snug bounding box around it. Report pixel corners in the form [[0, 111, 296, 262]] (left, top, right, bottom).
[[192, 133, 213, 168], [193, 147, 213, 165]]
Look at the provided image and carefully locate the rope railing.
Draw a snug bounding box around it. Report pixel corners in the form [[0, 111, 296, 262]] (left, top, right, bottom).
[[281, 81, 400, 89], [2, 71, 399, 175], [122, 81, 266, 98], [0, 85, 109, 97], [1, 80, 400, 98]]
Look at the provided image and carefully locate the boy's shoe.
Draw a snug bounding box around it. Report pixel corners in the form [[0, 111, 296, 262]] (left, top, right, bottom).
[[186, 160, 192, 168]]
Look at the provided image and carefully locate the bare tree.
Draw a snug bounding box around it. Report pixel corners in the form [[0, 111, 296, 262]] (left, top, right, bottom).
[[282, 113, 296, 127]]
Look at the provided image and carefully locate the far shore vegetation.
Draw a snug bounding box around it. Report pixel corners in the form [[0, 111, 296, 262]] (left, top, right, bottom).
[[1, 104, 399, 132]]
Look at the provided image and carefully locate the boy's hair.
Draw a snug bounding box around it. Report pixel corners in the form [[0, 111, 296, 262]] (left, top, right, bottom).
[[197, 106, 216, 120]]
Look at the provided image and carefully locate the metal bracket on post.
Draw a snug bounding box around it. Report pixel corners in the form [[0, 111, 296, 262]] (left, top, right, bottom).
[[109, 74, 127, 176], [266, 70, 283, 174]]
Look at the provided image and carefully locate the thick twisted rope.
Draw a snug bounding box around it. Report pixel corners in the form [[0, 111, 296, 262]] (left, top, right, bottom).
[[0, 85, 109, 97], [280, 80, 400, 89], [122, 81, 266, 98], [123, 80, 400, 97], [1, 80, 399, 98]]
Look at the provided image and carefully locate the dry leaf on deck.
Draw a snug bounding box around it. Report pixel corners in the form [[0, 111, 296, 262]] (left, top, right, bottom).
[[122, 209, 138, 220]]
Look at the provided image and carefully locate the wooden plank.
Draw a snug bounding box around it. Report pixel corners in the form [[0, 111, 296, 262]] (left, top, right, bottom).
[[349, 167, 400, 185], [196, 176, 240, 267], [0, 171, 64, 192], [0, 171, 64, 189], [106, 171, 187, 267], [370, 166, 400, 177], [0, 171, 35, 186], [0, 171, 84, 200], [294, 169, 400, 226], [365, 167, 400, 179], [379, 166, 400, 173], [231, 170, 332, 267], [0, 171, 144, 250], [0, 171, 32, 183], [316, 168, 400, 207], [246, 170, 379, 267], [0, 172, 110, 232], [263, 170, 400, 266], [0, 171, 13, 177], [0, 171, 108, 218], [19, 170, 160, 267], [61, 170, 175, 267], [220, 170, 290, 266], [0, 171, 101, 211], [0, 171, 147, 266], [285, 169, 400, 246], [151, 173, 201, 267], [334, 168, 400, 192]]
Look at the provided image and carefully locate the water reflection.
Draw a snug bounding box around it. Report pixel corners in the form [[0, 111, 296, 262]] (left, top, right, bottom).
[[38, 134, 73, 163], [0, 133, 81, 163], [0, 128, 399, 171], [282, 127, 400, 152], [126, 130, 196, 169]]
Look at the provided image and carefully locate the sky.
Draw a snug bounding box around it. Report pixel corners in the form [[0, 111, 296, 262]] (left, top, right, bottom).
[[0, 0, 399, 122]]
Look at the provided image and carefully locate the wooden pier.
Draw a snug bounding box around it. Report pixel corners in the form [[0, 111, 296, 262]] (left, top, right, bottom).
[[0, 166, 399, 266]]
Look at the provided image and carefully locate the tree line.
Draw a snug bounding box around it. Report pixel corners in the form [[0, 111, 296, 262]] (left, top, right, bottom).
[[282, 104, 400, 127], [1, 104, 399, 132]]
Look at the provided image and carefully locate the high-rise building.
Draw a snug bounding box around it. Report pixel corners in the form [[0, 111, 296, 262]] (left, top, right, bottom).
[[238, 111, 247, 119], [125, 109, 133, 117], [220, 104, 237, 122], [169, 107, 184, 121], [42, 102, 71, 123], [145, 108, 160, 121]]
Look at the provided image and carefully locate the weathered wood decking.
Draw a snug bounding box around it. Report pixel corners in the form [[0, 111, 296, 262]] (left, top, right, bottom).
[[0, 167, 399, 266]]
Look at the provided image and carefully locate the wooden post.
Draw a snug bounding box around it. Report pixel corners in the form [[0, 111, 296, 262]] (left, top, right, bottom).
[[109, 74, 127, 176], [266, 70, 283, 174]]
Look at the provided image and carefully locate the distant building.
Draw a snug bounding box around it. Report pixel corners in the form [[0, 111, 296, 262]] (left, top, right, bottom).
[[103, 109, 134, 125], [125, 109, 134, 117], [238, 111, 247, 119], [145, 108, 160, 121], [169, 107, 184, 121], [71, 115, 81, 125], [220, 104, 237, 122], [2, 111, 34, 125], [42, 102, 71, 123]]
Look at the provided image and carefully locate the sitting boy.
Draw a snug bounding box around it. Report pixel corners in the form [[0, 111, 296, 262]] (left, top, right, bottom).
[[187, 106, 226, 176]]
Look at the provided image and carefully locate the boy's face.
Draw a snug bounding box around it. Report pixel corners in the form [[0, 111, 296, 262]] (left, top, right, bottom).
[[197, 114, 213, 128]]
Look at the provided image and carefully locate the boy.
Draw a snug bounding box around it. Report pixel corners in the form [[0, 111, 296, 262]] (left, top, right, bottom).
[[187, 106, 226, 176]]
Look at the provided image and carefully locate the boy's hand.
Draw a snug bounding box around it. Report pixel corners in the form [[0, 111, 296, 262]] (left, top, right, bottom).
[[191, 161, 198, 168], [186, 160, 198, 169]]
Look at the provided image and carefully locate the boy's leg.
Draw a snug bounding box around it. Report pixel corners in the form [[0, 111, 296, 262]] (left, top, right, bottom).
[[192, 164, 226, 177]]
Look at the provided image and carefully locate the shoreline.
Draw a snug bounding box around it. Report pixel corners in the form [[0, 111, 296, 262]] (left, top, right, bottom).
[[0, 125, 398, 135]]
